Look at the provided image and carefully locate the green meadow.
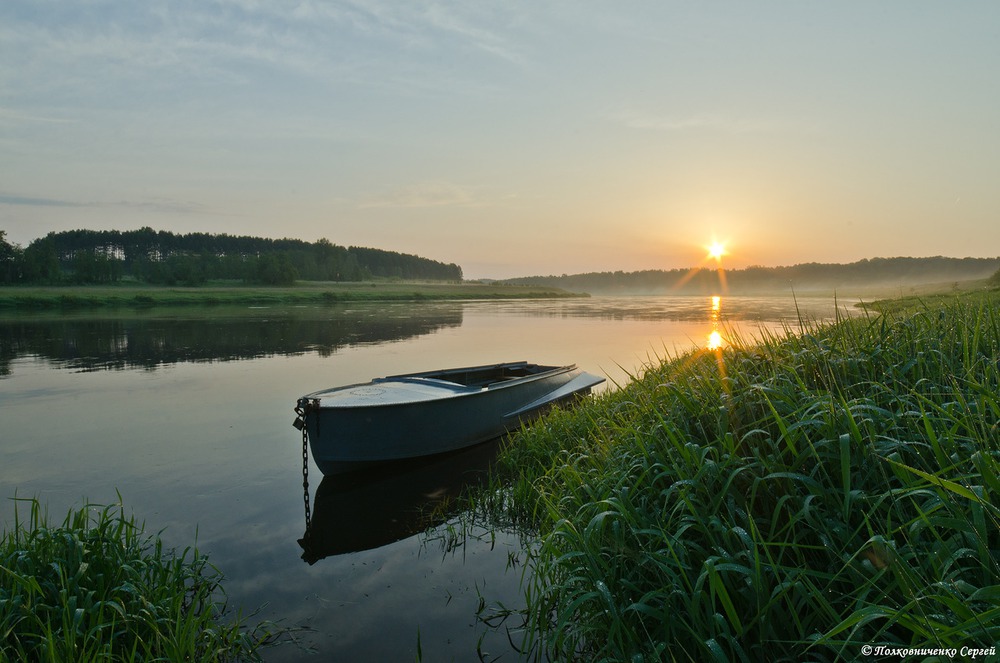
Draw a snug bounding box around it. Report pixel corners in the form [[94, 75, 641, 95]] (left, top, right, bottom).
[[475, 289, 1000, 661], [0, 281, 579, 310]]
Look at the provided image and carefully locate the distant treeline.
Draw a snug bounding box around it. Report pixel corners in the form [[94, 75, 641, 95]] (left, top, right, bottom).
[[502, 257, 1000, 294], [0, 228, 462, 285]]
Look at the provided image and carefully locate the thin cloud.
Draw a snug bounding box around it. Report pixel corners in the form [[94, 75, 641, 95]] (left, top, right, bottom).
[[290, 1, 525, 63], [1, 1, 526, 108], [0, 194, 86, 208], [359, 181, 483, 209], [422, 4, 525, 65], [0, 107, 79, 126], [610, 109, 784, 134], [0, 193, 206, 215], [115, 198, 210, 215]]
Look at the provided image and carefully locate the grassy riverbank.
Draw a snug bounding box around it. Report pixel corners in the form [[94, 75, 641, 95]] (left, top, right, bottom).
[[480, 290, 1000, 661], [0, 281, 581, 310], [0, 499, 270, 662]]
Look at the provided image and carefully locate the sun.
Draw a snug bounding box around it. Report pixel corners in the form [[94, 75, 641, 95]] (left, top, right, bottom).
[[707, 241, 727, 260]]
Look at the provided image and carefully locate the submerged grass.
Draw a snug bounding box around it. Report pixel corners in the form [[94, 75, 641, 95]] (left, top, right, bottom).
[[1, 498, 270, 662], [477, 293, 1000, 661]]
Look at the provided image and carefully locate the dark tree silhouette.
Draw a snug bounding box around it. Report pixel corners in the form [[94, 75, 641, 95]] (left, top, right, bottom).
[[1, 228, 463, 285]]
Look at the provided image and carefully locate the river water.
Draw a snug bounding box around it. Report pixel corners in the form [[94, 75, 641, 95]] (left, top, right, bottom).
[[0, 294, 856, 661]]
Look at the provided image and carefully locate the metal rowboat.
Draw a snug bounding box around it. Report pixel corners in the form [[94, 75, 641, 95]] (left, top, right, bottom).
[[294, 361, 604, 475]]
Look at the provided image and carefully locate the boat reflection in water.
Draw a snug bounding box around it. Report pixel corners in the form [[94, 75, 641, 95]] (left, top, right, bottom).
[[298, 437, 502, 564]]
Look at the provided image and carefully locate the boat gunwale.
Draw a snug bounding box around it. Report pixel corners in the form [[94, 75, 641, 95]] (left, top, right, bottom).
[[300, 362, 581, 408]]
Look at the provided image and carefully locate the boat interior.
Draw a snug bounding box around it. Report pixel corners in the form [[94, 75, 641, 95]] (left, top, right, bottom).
[[392, 362, 560, 388]]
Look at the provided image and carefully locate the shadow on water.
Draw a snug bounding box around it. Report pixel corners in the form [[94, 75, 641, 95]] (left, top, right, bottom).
[[297, 437, 503, 564]]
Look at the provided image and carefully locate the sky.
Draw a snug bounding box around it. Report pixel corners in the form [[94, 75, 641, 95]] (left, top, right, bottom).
[[2, 2, 999, 279]]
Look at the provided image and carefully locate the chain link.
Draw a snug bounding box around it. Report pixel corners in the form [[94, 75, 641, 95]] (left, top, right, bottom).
[[301, 422, 312, 532]]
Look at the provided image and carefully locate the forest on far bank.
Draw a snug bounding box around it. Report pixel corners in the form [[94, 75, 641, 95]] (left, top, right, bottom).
[[501, 256, 1000, 295], [0, 228, 463, 286]]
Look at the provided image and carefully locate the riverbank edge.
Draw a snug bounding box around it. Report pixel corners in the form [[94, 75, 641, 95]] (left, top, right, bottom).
[[0, 281, 585, 309], [3, 277, 992, 311], [475, 288, 1000, 660]]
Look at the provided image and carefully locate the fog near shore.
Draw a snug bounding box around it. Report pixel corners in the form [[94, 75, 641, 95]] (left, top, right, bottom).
[[499, 256, 1000, 297]]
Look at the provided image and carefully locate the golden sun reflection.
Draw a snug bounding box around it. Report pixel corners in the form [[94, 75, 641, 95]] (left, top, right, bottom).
[[707, 294, 726, 350], [705, 294, 728, 382]]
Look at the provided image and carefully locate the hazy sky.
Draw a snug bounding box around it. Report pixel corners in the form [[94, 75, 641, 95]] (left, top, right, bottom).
[[2, 2, 999, 278]]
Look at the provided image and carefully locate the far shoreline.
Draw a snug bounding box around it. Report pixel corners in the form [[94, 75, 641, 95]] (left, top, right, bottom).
[[2, 277, 993, 311], [0, 280, 587, 310]]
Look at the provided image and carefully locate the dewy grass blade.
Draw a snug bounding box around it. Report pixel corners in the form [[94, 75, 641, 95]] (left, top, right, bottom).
[[880, 457, 1000, 519]]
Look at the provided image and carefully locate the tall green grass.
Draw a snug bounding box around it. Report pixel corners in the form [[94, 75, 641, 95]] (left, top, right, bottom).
[[1, 498, 269, 662], [478, 296, 1000, 661]]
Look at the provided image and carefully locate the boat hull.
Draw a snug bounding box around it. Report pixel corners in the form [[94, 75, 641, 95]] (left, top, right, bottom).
[[296, 362, 603, 474]]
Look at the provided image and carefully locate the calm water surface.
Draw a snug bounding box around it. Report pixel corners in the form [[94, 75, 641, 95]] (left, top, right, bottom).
[[0, 295, 856, 661]]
